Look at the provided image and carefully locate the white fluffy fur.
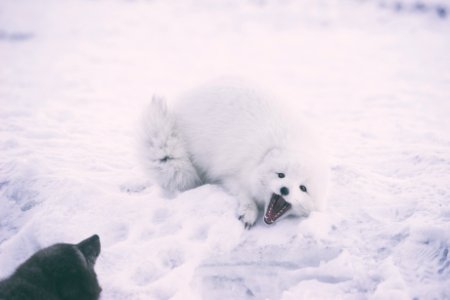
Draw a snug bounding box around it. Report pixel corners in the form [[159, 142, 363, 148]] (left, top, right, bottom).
[[141, 80, 329, 227], [140, 96, 202, 192]]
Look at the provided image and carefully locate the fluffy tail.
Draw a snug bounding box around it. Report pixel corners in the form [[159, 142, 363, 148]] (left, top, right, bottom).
[[140, 96, 202, 192]]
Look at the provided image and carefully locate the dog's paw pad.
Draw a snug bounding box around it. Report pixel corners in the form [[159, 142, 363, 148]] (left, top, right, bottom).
[[244, 222, 254, 230], [238, 209, 257, 229], [238, 202, 258, 229]]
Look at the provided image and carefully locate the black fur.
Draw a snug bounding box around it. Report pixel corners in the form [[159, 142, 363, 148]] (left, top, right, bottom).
[[0, 235, 102, 300]]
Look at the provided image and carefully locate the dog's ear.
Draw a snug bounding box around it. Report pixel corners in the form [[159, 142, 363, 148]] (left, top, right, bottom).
[[77, 235, 101, 266]]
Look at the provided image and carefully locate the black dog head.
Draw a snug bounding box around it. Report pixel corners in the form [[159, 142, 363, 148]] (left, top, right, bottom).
[[8, 234, 102, 300]]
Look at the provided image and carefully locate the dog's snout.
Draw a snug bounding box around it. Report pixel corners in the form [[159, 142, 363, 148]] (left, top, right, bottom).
[[280, 187, 289, 196]]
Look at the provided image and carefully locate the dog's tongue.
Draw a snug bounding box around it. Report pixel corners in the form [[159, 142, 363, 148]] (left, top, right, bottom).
[[264, 194, 291, 224]]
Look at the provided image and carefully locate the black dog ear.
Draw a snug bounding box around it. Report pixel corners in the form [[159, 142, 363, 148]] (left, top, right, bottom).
[[77, 234, 101, 265]]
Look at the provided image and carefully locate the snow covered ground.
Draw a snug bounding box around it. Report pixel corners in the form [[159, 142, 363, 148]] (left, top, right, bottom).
[[1, 0, 450, 299]]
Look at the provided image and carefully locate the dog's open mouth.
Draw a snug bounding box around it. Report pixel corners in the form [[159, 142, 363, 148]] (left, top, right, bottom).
[[264, 194, 292, 225]]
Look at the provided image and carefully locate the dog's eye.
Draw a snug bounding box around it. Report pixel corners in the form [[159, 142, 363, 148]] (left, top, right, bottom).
[[277, 173, 285, 178], [299, 185, 307, 192]]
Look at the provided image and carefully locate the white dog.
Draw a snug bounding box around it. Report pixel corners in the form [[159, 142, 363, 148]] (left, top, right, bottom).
[[140, 80, 329, 228]]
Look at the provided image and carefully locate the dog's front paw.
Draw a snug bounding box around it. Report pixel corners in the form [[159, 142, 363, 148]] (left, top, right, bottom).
[[238, 202, 258, 229]]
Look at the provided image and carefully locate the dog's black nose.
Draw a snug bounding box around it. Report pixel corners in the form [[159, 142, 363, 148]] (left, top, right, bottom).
[[280, 187, 289, 196]]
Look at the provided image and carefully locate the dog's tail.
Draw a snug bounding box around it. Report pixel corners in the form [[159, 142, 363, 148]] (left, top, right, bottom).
[[140, 96, 202, 192]]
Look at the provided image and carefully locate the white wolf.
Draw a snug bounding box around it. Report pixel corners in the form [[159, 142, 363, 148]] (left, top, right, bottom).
[[140, 80, 329, 228]]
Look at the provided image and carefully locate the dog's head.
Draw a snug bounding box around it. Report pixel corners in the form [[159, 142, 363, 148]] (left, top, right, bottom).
[[251, 148, 329, 225], [18, 234, 102, 300]]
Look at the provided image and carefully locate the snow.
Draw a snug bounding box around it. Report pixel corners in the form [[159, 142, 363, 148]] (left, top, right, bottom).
[[1, 0, 450, 299]]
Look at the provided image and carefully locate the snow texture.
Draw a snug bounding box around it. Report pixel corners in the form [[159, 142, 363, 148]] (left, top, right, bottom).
[[1, 0, 449, 299]]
